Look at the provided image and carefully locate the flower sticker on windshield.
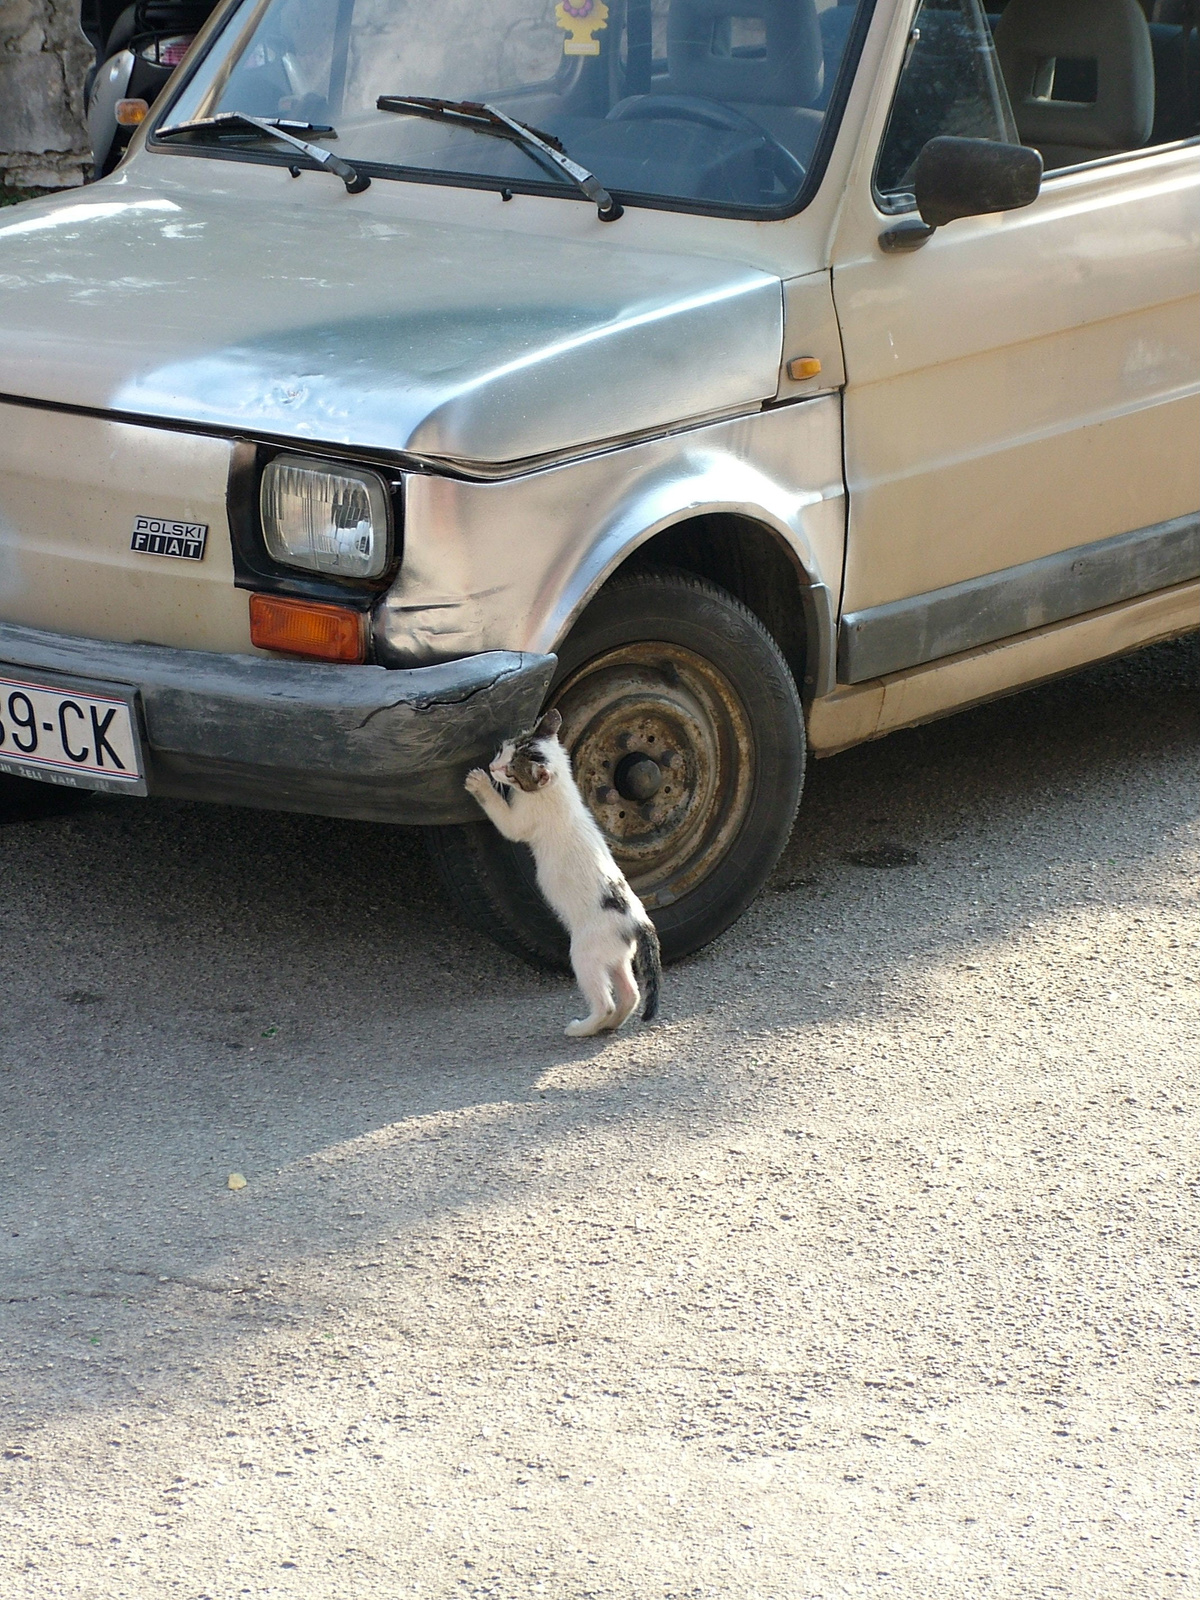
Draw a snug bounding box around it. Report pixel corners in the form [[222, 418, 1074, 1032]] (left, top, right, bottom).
[[555, 0, 609, 55]]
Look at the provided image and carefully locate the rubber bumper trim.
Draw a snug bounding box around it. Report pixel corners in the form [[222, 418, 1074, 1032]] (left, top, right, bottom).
[[0, 623, 556, 825]]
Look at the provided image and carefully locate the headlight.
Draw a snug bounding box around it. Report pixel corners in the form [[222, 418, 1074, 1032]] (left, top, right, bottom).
[[260, 455, 391, 580]]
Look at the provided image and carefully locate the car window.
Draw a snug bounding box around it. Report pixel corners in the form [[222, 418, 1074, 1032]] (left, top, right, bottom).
[[875, 0, 1017, 208], [989, 0, 1197, 172], [878, 0, 1200, 203], [156, 0, 874, 218]]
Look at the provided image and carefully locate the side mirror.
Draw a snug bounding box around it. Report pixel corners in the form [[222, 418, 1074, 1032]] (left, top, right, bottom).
[[916, 135, 1043, 225], [880, 136, 1043, 252]]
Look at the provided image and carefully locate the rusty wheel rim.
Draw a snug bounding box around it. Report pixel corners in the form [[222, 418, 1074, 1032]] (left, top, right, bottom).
[[552, 642, 755, 911]]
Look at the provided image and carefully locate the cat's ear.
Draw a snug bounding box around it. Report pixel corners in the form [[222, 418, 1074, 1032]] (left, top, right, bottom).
[[534, 707, 562, 741]]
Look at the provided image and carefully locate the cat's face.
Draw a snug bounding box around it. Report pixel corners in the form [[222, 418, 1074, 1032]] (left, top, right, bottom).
[[489, 708, 563, 793]]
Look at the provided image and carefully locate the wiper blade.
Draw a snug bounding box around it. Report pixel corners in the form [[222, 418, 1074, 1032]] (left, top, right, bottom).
[[376, 95, 621, 221], [156, 112, 369, 194]]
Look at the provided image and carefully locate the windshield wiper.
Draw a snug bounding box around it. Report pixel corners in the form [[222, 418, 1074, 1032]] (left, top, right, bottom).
[[156, 112, 369, 194], [376, 95, 621, 221]]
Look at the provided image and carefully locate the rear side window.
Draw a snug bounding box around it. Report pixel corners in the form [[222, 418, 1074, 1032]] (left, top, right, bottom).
[[875, 0, 1017, 208]]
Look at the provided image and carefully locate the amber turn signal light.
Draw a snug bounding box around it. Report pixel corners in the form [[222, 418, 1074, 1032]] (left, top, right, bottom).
[[249, 593, 368, 663], [115, 98, 151, 126], [786, 355, 822, 382]]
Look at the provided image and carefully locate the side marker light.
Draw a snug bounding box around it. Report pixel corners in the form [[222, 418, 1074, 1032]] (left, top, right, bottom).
[[249, 593, 368, 663], [115, 98, 151, 126], [787, 356, 823, 382]]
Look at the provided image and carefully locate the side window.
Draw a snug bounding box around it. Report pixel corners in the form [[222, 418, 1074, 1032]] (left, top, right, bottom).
[[878, 0, 1199, 196], [991, 0, 1190, 173], [875, 0, 1017, 208]]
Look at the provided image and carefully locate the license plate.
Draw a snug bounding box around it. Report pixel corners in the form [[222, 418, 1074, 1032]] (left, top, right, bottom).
[[0, 669, 146, 795]]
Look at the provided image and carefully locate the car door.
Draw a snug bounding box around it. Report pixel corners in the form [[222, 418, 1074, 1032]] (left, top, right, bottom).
[[829, 0, 1200, 686]]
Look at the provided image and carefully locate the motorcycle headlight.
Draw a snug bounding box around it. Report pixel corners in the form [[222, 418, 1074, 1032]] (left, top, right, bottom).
[[260, 455, 392, 581]]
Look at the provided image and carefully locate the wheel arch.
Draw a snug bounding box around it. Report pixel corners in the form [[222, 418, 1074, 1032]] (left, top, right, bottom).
[[617, 512, 836, 702], [548, 503, 838, 703]]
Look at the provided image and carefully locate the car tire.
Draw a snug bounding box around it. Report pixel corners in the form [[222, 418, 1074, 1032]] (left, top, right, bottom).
[[426, 567, 806, 967]]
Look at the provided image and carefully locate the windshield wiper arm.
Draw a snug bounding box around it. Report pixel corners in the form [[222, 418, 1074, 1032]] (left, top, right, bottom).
[[376, 95, 621, 221], [156, 112, 369, 194], [260, 118, 337, 135]]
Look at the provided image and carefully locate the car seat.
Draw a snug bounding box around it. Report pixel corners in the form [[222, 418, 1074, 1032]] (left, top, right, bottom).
[[661, 0, 827, 161], [994, 0, 1155, 168]]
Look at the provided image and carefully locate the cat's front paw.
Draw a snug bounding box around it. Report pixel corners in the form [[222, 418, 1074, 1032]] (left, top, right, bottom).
[[464, 768, 492, 800]]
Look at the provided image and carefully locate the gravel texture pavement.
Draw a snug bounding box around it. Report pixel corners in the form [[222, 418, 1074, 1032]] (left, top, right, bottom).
[[1, 635, 1197, 1600]]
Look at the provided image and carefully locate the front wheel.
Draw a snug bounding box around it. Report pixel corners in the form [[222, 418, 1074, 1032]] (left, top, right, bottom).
[[428, 569, 806, 966]]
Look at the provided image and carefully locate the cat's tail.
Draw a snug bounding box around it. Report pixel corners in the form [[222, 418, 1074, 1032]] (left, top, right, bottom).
[[634, 921, 661, 1023]]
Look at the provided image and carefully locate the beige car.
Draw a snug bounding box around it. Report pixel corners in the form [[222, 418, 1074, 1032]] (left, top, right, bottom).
[[0, 0, 1196, 964]]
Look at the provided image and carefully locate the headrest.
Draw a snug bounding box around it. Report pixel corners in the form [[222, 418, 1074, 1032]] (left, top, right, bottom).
[[995, 0, 1154, 154], [667, 0, 823, 107]]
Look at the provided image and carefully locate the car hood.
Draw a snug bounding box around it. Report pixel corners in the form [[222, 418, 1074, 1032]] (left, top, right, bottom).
[[0, 176, 783, 467]]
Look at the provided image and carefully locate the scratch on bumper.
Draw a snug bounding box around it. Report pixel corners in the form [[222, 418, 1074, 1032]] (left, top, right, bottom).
[[356, 659, 527, 726]]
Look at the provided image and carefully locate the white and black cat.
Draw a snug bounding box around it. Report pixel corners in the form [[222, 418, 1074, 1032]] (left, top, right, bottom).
[[465, 709, 661, 1037]]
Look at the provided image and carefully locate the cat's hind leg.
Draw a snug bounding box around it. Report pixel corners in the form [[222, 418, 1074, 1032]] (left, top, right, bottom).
[[565, 938, 618, 1037], [607, 951, 640, 1030]]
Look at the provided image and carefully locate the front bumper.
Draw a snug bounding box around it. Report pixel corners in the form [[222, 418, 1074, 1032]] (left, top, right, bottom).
[[0, 623, 555, 825]]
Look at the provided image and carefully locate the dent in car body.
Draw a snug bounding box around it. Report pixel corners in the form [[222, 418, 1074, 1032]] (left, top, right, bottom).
[[0, 178, 783, 468], [374, 398, 847, 682]]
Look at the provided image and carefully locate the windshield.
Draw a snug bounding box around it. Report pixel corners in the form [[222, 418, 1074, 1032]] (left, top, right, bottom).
[[158, 0, 869, 215]]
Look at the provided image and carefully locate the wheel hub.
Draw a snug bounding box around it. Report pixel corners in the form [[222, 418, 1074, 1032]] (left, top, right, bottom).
[[613, 752, 663, 801], [552, 643, 754, 909]]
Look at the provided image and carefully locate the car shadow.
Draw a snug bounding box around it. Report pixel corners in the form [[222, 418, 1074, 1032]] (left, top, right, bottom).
[[0, 632, 1196, 1425]]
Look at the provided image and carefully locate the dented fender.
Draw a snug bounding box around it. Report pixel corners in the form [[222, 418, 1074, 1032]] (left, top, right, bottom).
[[375, 397, 846, 692]]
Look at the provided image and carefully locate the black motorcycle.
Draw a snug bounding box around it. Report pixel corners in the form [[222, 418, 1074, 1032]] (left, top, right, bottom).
[[81, 0, 218, 179]]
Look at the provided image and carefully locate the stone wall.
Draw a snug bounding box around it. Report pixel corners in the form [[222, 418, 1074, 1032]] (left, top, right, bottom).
[[1, 0, 91, 187]]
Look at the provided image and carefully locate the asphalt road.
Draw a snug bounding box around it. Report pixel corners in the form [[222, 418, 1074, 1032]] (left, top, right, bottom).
[[2, 635, 1197, 1600]]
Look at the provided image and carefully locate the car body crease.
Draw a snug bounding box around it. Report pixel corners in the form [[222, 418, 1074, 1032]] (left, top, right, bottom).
[[353, 661, 521, 726]]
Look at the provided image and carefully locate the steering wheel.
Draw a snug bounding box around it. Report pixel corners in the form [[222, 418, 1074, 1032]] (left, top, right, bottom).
[[606, 93, 807, 193]]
